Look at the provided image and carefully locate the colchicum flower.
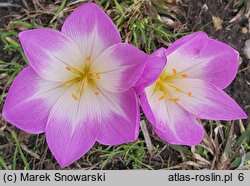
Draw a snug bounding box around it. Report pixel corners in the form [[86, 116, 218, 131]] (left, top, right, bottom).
[[2, 3, 147, 167], [136, 32, 247, 146]]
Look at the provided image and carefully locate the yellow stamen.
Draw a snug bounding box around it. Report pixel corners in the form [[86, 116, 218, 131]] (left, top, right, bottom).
[[72, 93, 79, 101], [71, 78, 88, 101], [65, 66, 83, 76], [88, 72, 101, 80], [59, 78, 80, 87], [65, 66, 71, 71], [155, 69, 194, 102], [168, 98, 179, 102], [159, 94, 167, 100], [180, 73, 188, 78], [166, 83, 180, 92], [172, 68, 177, 75], [63, 56, 102, 101], [188, 92, 192, 97]]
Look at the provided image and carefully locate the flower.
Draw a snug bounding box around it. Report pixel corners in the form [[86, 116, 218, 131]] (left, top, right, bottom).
[[136, 32, 247, 146], [2, 3, 147, 167]]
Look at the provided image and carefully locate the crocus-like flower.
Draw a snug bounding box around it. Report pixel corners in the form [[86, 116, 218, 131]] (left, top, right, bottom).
[[2, 3, 147, 167], [136, 32, 247, 146]]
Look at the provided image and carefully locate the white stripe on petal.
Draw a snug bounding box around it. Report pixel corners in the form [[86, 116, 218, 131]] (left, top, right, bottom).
[[19, 29, 84, 82], [171, 78, 247, 120]]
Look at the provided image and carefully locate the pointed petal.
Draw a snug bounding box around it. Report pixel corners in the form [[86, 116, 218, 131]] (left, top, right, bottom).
[[166, 32, 206, 55], [92, 43, 147, 92], [19, 29, 83, 82], [2, 67, 65, 133], [46, 85, 98, 168], [61, 2, 121, 59], [135, 47, 167, 93], [172, 78, 247, 120], [141, 86, 204, 146], [166, 31, 238, 89], [96, 88, 140, 145]]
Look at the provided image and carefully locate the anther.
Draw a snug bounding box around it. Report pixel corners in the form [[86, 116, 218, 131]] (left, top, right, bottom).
[[72, 94, 79, 101], [96, 74, 101, 79], [172, 68, 177, 75], [159, 94, 167, 100], [180, 74, 188, 78], [65, 66, 72, 71], [188, 92, 192, 97]]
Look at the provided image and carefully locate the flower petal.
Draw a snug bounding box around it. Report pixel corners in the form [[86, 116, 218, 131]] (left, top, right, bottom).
[[171, 78, 247, 120], [141, 86, 204, 146], [92, 43, 147, 92], [135, 47, 167, 93], [61, 2, 121, 59], [96, 88, 140, 145], [19, 29, 83, 82], [2, 66, 65, 133], [166, 31, 239, 89], [46, 85, 98, 168], [166, 32, 205, 55], [46, 85, 139, 167]]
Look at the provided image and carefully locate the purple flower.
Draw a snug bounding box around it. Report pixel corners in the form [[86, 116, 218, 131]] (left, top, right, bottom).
[[136, 32, 247, 146], [2, 3, 147, 167]]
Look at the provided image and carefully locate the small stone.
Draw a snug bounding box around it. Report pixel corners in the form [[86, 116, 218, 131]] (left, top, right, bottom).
[[242, 27, 248, 34], [244, 39, 250, 59], [201, 4, 208, 12], [238, 56, 243, 67]]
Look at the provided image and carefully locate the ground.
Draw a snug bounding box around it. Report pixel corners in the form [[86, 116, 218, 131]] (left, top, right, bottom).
[[0, 0, 249, 170]]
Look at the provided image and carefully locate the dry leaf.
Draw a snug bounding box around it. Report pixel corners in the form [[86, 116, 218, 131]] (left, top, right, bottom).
[[212, 16, 223, 31]]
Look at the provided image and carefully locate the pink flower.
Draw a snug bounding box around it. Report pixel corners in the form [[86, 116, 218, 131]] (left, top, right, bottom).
[[2, 3, 147, 167], [136, 32, 247, 146]]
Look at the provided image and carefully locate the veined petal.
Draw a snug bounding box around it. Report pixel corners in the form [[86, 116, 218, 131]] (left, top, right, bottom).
[[166, 32, 205, 55], [46, 85, 139, 167], [165, 32, 238, 89], [141, 86, 204, 146], [46, 85, 98, 168], [2, 67, 66, 133], [171, 78, 247, 120], [135, 47, 167, 93], [96, 88, 140, 145], [19, 29, 83, 82], [92, 43, 147, 92], [61, 2, 121, 60]]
